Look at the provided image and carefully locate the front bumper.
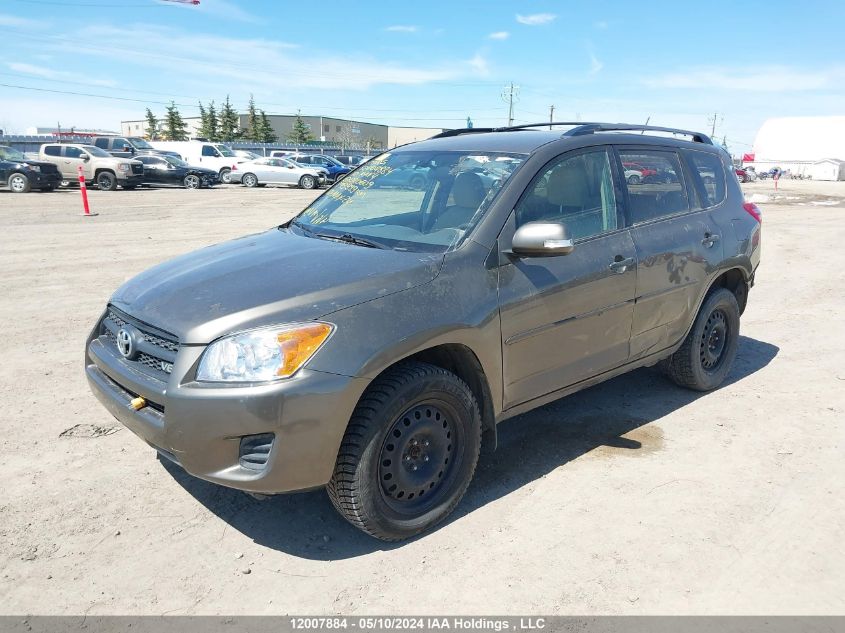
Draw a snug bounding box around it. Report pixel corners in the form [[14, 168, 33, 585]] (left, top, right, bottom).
[[27, 170, 61, 188], [117, 175, 144, 188], [85, 325, 369, 494]]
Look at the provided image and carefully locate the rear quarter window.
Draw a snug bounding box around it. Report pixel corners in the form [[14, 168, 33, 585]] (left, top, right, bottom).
[[685, 150, 727, 208]]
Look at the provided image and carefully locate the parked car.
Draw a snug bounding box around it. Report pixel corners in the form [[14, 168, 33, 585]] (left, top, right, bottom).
[[374, 163, 432, 190], [287, 154, 351, 182], [333, 155, 371, 167], [622, 161, 658, 180], [133, 155, 218, 189], [91, 136, 175, 159], [0, 145, 62, 192], [229, 157, 327, 189], [39, 143, 143, 190], [85, 122, 760, 541], [735, 167, 749, 183], [148, 141, 244, 183]]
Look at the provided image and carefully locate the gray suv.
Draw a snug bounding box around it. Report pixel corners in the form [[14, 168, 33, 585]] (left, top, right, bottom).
[[85, 123, 761, 541]]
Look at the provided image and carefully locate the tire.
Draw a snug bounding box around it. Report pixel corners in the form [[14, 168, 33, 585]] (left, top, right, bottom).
[[219, 168, 232, 184], [409, 175, 426, 191], [242, 173, 258, 188], [299, 174, 317, 190], [327, 361, 481, 541], [627, 174, 641, 185], [96, 171, 117, 191], [183, 174, 201, 189], [8, 173, 31, 193], [663, 287, 740, 391]]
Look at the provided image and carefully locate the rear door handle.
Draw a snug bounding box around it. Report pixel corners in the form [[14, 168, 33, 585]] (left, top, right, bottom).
[[609, 257, 635, 273], [702, 233, 721, 248]]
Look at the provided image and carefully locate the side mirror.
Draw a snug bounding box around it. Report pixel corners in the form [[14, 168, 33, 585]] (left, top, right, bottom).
[[511, 222, 574, 257], [287, 165, 294, 169], [122, 145, 133, 152], [80, 154, 90, 161]]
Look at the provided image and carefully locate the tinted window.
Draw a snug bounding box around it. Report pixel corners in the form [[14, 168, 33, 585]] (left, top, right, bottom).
[[515, 149, 618, 240], [44, 145, 61, 156], [112, 138, 130, 148], [94, 138, 110, 149], [65, 146, 84, 158], [619, 150, 690, 224], [201, 145, 218, 157], [686, 150, 726, 207]]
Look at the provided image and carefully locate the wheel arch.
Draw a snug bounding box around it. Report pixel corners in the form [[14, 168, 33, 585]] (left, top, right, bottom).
[[708, 267, 749, 314]]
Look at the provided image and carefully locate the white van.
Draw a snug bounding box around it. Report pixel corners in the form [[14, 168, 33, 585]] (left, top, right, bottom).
[[149, 141, 245, 183]]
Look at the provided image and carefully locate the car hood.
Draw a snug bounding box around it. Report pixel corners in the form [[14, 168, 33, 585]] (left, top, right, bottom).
[[110, 228, 443, 344], [22, 159, 60, 171]]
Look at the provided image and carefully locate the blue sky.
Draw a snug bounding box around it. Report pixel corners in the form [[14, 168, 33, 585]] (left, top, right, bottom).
[[1, 0, 843, 152]]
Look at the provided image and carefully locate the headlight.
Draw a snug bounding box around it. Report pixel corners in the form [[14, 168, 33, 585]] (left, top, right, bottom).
[[28, 165, 41, 172], [118, 163, 131, 172], [196, 322, 333, 383]]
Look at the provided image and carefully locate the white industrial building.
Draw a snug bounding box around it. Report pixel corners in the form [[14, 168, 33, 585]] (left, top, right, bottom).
[[748, 116, 845, 180]]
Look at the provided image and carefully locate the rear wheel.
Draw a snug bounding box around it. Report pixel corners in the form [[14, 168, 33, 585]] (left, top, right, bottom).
[[663, 287, 740, 391], [299, 174, 317, 189], [327, 361, 481, 541], [96, 171, 117, 191], [627, 174, 641, 185], [183, 174, 201, 189], [242, 173, 258, 188], [9, 173, 31, 193]]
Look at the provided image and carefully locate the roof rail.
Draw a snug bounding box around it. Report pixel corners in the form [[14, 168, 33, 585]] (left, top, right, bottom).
[[431, 121, 713, 144], [565, 123, 713, 144]]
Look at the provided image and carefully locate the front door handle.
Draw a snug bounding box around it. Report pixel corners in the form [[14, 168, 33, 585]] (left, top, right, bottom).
[[702, 233, 721, 248], [609, 257, 635, 273]]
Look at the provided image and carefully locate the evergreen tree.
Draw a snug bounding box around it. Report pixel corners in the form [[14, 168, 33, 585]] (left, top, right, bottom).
[[258, 110, 278, 143], [287, 110, 313, 144], [163, 101, 188, 141], [218, 95, 241, 142], [144, 108, 159, 140], [246, 94, 260, 141], [197, 101, 209, 138], [206, 101, 219, 141]]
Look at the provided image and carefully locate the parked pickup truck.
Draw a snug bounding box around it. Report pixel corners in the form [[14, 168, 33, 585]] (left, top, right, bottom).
[[39, 143, 144, 190], [0, 145, 62, 192]]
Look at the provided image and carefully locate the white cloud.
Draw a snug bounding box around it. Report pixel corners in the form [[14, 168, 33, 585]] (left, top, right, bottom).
[[468, 53, 490, 76], [385, 25, 418, 33], [6, 62, 116, 87], [488, 31, 510, 40], [643, 66, 845, 92], [516, 13, 556, 26], [589, 52, 604, 75], [0, 13, 39, 27]]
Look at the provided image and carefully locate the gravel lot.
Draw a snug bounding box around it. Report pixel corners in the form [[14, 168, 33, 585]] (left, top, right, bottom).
[[0, 180, 843, 615]]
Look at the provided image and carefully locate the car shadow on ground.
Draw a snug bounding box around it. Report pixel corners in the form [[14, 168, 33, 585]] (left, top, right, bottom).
[[162, 335, 779, 560]]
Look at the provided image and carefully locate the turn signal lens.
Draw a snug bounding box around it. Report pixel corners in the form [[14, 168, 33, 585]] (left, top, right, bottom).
[[275, 323, 333, 377]]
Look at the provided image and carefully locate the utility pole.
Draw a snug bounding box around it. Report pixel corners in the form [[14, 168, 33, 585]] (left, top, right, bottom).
[[501, 82, 519, 126], [708, 112, 722, 137], [549, 105, 555, 129]]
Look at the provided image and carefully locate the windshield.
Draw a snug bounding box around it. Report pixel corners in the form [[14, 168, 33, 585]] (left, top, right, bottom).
[[82, 145, 112, 158], [293, 150, 526, 252], [129, 137, 154, 149], [0, 146, 26, 161], [215, 144, 235, 157], [164, 155, 189, 167]]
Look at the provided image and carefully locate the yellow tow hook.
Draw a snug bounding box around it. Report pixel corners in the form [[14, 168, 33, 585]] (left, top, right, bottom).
[[130, 396, 147, 411]]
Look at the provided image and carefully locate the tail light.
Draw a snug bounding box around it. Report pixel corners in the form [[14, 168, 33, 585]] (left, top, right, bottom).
[[743, 202, 762, 222]]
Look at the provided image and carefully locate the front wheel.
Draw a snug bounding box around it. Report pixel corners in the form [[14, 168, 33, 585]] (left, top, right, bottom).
[[327, 362, 481, 541], [219, 168, 232, 184], [183, 174, 201, 189], [299, 174, 317, 189], [96, 171, 117, 191], [409, 175, 426, 191], [242, 173, 258, 188], [9, 173, 31, 193], [627, 174, 641, 185], [663, 287, 740, 391]]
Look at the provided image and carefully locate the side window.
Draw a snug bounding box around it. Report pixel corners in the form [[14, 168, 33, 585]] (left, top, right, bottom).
[[94, 138, 110, 149], [515, 149, 618, 241], [64, 146, 83, 159], [201, 145, 218, 157], [619, 150, 690, 224], [686, 150, 726, 208], [44, 145, 61, 156]]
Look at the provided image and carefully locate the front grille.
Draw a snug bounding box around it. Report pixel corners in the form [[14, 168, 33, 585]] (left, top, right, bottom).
[[131, 164, 143, 175], [102, 307, 178, 378]]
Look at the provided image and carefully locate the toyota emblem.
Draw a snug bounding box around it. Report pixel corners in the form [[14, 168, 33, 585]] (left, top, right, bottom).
[[116, 327, 136, 359]]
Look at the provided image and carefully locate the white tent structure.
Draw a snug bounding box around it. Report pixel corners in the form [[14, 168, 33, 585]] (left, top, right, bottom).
[[749, 116, 845, 180]]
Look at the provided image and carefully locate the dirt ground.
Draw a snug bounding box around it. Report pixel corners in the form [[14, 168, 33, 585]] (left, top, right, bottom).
[[0, 179, 843, 615]]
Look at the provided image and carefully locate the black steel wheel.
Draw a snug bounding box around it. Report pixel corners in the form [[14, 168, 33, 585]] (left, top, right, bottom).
[[327, 361, 481, 541], [663, 287, 740, 391]]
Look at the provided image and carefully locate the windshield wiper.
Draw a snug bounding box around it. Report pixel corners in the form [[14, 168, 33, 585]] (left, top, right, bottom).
[[315, 232, 386, 249]]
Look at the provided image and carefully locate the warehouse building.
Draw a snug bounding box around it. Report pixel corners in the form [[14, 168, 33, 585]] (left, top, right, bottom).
[[121, 114, 443, 150], [747, 116, 845, 180]]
